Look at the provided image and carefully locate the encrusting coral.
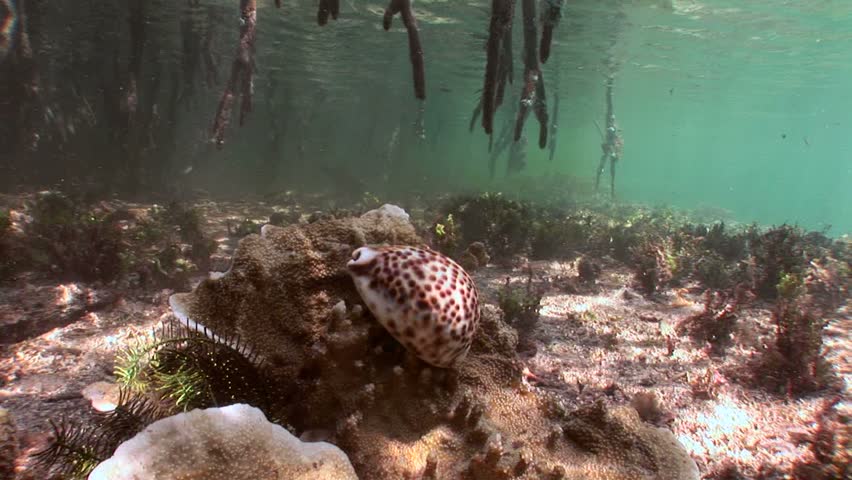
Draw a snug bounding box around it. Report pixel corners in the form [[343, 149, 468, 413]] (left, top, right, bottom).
[[164, 204, 699, 479], [88, 404, 358, 480]]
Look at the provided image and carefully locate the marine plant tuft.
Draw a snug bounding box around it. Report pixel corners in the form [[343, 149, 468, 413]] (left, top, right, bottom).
[[24, 191, 127, 282], [497, 268, 545, 353], [753, 272, 837, 396], [749, 224, 806, 299], [630, 237, 675, 296], [677, 286, 749, 355], [34, 318, 278, 478], [441, 193, 535, 264]]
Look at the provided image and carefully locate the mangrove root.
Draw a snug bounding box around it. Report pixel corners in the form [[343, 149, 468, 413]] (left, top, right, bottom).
[[595, 76, 622, 197], [495, 19, 514, 110], [480, 0, 516, 135], [383, 0, 425, 100], [10, 0, 42, 151], [469, 98, 483, 133], [211, 0, 256, 148], [539, 0, 565, 64], [513, 0, 547, 149], [317, 0, 340, 26], [548, 93, 559, 161]]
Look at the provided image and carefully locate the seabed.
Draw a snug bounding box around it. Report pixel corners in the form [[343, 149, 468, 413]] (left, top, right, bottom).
[[0, 188, 849, 479]]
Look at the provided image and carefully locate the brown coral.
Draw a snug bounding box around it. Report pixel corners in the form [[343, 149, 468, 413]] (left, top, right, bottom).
[[168, 206, 698, 479]]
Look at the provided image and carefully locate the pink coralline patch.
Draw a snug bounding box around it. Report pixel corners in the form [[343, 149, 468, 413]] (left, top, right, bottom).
[[347, 245, 480, 368]]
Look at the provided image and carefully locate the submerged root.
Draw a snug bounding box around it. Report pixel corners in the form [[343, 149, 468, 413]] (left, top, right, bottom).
[[481, 0, 516, 135], [384, 0, 425, 100], [317, 0, 340, 26], [513, 0, 547, 149], [211, 0, 257, 148], [539, 0, 565, 64]]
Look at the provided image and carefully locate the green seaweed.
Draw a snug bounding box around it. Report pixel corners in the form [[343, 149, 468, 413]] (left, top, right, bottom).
[[231, 218, 262, 238], [432, 213, 459, 254], [749, 224, 807, 299], [24, 191, 127, 282], [441, 192, 535, 263]]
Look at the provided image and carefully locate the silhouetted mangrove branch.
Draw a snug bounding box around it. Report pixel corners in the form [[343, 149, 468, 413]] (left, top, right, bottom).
[[317, 0, 339, 26], [211, 0, 257, 148], [125, 0, 147, 126], [549, 93, 559, 161], [480, 0, 515, 135], [513, 0, 548, 149], [539, 0, 565, 64], [384, 0, 425, 100], [178, 3, 220, 105], [8, 0, 42, 152], [488, 89, 520, 178], [490, 120, 513, 178], [495, 20, 514, 110], [469, 96, 483, 133], [595, 75, 622, 197], [548, 57, 560, 162]]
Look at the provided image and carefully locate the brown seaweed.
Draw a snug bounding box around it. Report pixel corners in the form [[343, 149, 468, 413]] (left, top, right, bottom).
[[211, 0, 257, 148]]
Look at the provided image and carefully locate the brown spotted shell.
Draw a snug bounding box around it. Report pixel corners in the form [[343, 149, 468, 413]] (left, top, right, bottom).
[[347, 245, 480, 368]]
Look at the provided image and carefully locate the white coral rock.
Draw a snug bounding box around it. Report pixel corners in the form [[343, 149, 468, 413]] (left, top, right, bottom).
[[360, 203, 410, 223], [88, 404, 358, 480]]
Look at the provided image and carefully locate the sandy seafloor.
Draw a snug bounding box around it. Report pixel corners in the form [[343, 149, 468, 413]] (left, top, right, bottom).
[[0, 197, 848, 479]]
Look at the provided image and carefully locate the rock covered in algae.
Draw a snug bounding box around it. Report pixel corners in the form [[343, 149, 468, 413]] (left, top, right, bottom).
[[557, 400, 700, 480], [348, 245, 480, 368], [167, 205, 699, 480], [169, 203, 423, 362], [88, 404, 357, 480]]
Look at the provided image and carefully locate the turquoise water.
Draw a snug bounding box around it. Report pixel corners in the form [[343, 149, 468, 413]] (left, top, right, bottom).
[[2, 0, 850, 233], [613, 1, 852, 234], [494, 0, 852, 234]]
